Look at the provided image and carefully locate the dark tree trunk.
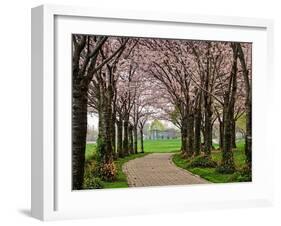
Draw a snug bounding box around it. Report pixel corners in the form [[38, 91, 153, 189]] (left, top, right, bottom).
[[187, 113, 194, 157], [97, 93, 105, 161], [123, 114, 129, 156], [194, 92, 202, 156], [72, 88, 88, 190], [220, 92, 235, 173], [180, 127, 185, 152], [237, 44, 252, 169], [95, 80, 115, 181], [219, 43, 238, 173], [194, 112, 201, 156], [204, 104, 212, 156], [219, 121, 224, 150], [231, 119, 236, 149], [140, 128, 144, 153], [133, 125, 138, 154], [181, 116, 188, 155], [104, 86, 114, 162], [112, 111, 117, 159], [117, 120, 123, 158], [97, 90, 114, 164], [129, 124, 134, 154], [245, 99, 252, 168], [71, 36, 88, 190], [203, 45, 213, 156]]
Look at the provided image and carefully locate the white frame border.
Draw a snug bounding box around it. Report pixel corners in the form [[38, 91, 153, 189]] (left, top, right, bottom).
[[31, 4, 274, 221]]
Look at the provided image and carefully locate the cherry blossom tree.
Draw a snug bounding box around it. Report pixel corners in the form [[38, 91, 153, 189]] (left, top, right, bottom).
[[72, 35, 127, 189], [72, 35, 252, 188]]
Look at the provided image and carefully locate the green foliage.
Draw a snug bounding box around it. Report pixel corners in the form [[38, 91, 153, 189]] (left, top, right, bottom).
[[212, 141, 246, 169], [85, 143, 97, 161], [228, 166, 252, 182], [187, 167, 237, 183], [83, 160, 104, 189], [169, 107, 181, 127], [150, 119, 165, 131], [216, 164, 236, 174], [236, 113, 246, 134], [189, 155, 217, 168], [172, 153, 189, 169], [228, 171, 251, 182], [84, 142, 148, 189], [95, 136, 106, 162], [83, 176, 104, 189], [172, 140, 251, 183]]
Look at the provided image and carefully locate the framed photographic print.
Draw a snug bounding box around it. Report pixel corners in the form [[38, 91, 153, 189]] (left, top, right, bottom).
[[31, 4, 274, 221]]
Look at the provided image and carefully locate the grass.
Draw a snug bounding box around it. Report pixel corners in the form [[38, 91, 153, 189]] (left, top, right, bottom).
[[139, 138, 181, 153], [172, 140, 250, 183], [85, 143, 97, 161], [84, 139, 180, 188], [85, 138, 181, 161], [84, 139, 249, 187]]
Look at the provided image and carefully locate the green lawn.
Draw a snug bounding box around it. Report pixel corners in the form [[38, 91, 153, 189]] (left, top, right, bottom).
[[85, 139, 181, 161], [139, 138, 181, 153], [172, 140, 251, 183], [84, 139, 250, 187], [85, 143, 97, 161]]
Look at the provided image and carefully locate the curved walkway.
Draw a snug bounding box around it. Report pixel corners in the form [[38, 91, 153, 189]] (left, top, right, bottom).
[[123, 153, 209, 187]]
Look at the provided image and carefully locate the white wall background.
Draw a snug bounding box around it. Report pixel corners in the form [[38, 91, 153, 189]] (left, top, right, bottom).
[[0, 0, 280, 225]]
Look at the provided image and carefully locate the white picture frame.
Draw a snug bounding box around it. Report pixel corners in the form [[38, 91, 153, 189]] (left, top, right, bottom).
[[31, 4, 274, 221]]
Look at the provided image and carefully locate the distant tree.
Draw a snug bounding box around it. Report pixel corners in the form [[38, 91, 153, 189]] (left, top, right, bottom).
[[150, 119, 165, 131]]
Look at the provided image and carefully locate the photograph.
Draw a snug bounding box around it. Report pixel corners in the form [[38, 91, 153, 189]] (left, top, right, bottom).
[[72, 34, 252, 190]]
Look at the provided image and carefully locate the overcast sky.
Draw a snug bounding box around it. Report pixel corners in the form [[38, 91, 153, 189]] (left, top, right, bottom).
[[88, 113, 99, 128]]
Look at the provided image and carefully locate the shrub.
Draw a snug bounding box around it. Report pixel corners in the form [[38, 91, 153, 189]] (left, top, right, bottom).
[[216, 164, 236, 174], [97, 161, 117, 182], [228, 167, 252, 182], [83, 176, 104, 189], [189, 155, 218, 168], [83, 160, 104, 189]]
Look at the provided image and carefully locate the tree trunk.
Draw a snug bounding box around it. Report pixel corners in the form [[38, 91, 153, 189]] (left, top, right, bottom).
[[95, 83, 115, 182], [123, 114, 129, 156], [112, 111, 117, 159], [245, 98, 252, 168], [219, 121, 224, 150], [72, 89, 88, 190], [231, 119, 236, 149], [237, 43, 252, 169], [140, 128, 144, 153], [181, 116, 188, 155], [204, 104, 212, 156], [133, 125, 138, 154], [187, 113, 194, 157], [104, 88, 114, 162], [194, 110, 201, 156], [129, 124, 134, 154], [219, 43, 238, 173], [203, 46, 213, 156], [194, 92, 202, 156], [117, 120, 123, 158], [220, 92, 235, 173]]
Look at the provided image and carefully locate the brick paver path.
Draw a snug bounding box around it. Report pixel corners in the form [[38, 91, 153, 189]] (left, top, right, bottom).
[[123, 153, 209, 187]]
